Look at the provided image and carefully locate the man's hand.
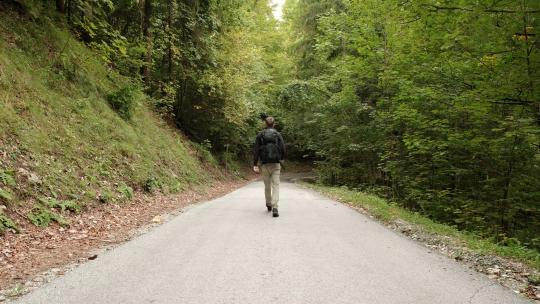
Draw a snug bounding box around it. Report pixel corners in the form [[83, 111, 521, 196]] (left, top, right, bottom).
[[253, 166, 260, 174]]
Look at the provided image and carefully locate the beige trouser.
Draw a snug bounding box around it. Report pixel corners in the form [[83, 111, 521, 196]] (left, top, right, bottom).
[[261, 163, 281, 209]]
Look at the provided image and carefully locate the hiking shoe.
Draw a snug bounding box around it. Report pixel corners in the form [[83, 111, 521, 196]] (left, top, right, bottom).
[[267, 205, 272, 212], [272, 208, 279, 218]]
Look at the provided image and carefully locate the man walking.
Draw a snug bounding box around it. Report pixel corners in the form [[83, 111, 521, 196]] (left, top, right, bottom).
[[253, 116, 285, 218]]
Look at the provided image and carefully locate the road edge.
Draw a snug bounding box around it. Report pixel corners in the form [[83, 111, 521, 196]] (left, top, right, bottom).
[[297, 181, 540, 302], [0, 177, 256, 302]]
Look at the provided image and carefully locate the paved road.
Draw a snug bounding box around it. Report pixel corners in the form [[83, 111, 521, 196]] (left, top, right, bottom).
[[15, 181, 532, 304]]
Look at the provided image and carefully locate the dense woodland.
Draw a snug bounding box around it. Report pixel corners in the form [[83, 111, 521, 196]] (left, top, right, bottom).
[[4, 0, 540, 251], [279, 0, 540, 250]]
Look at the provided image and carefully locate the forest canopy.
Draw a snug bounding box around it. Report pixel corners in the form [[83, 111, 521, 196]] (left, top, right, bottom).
[[276, 0, 540, 250]]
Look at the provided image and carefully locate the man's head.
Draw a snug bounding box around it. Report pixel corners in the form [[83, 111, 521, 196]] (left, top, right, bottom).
[[265, 116, 275, 128]]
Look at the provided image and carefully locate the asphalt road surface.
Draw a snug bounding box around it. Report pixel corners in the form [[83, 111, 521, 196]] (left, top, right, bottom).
[[14, 180, 533, 304]]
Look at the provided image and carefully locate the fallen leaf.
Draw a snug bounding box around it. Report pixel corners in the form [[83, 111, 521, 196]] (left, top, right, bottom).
[[88, 254, 98, 260]]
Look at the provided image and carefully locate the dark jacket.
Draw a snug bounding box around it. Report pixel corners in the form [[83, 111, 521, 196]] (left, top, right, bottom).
[[253, 128, 285, 165]]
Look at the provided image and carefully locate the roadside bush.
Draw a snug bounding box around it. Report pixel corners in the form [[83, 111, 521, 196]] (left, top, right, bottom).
[[118, 183, 134, 200], [0, 213, 19, 234], [52, 52, 87, 83], [40, 197, 81, 213], [193, 140, 218, 166], [169, 181, 183, 193], [98, 189, 114, 203], [0, 169, 16, 203], [27, 205, 68, 227], [0, 169, 16, 186], [143, 177, 162, 193], [0, 187, 13, 203], [106, 85, 140, 120]]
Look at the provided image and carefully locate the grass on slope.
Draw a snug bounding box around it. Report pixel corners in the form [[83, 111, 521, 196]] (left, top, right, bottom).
[[305, 183, 540, 272], [0, 8, 218, 232]]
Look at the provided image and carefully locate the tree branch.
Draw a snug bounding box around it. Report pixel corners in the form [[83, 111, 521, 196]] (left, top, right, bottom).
[[492, 98, 539, 105], [425, 5, 540, 14]]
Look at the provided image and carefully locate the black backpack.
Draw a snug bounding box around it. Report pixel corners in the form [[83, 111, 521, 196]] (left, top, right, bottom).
[[260, 129, 281, 163]]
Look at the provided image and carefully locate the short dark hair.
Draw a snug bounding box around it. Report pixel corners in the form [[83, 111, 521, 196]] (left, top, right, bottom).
[[265, 116, 275, 127]]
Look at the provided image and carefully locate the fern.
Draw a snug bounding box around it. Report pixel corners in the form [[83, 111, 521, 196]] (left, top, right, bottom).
[[0, 187, 13, 202], [0, 170, 16, 186], [39, 198, 81, 213], [0, 213, 19, 234], [27, 205, 68, 227], [118, 183, 134, 200]]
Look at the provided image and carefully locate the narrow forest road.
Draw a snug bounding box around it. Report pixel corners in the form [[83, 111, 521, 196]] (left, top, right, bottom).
[[14, 180, 532, 304]]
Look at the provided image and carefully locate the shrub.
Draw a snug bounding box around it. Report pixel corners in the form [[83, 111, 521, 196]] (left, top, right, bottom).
[[143, 177, 162, 193], [39, 198, 81, 213], [0, 169, 16, 186], [53, 52, 86, 83], [529, 273, 540, 285], [169, 181, 183, 193], [27, 205, 68, 227], [98, 190, 114, 203], [0, 213, 19, 234], [0, 187, 13, 202], [0, 169, 15, 204], [106, 85, 140, 120], [193, 140, 218, 165], [118, 183, 134, 200]]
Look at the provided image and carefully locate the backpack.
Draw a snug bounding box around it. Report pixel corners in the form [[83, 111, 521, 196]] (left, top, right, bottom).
[[260, 129, 281, 163]]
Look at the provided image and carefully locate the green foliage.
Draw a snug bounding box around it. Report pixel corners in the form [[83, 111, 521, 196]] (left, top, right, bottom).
[[168, 181, 183, 193], [279, 0, 540, 251], [529, 273, 540, 285], [143, 177, 162, 193], [12, 0, 42, 18], [6, 283, 24, 298], [0, 169, 16, 186], [27, 205, 68, 227], [39, 198, 81, 213], [0, 212, 19, 234], [0, 6, 211, 225], [0, 168, 16, 210], [9, 0, 538, 264], [220, 151, 242, 178], [52, 52, 87, 84], [193, 140, 218, 166], [106, 85, 140, 120], [98, 190, 115, 203], [167, 1, 280, 153], [118, 183, 134, 200], [0, 187, 13, 202]]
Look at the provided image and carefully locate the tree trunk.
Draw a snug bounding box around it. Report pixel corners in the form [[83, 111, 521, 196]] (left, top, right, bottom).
[[67, 0, 71, 24], [175, 80, 187, 127], [499, 162, 513, 236], [142, 0, 153, 86], [56, 0, 65, 13], [167, 0, 173, 79], [499, 134, 519, 236]]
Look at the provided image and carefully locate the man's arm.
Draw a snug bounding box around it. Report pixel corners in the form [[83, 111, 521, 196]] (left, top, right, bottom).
[[278, 133, 285, 160], [253, 133, 261, 166]]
